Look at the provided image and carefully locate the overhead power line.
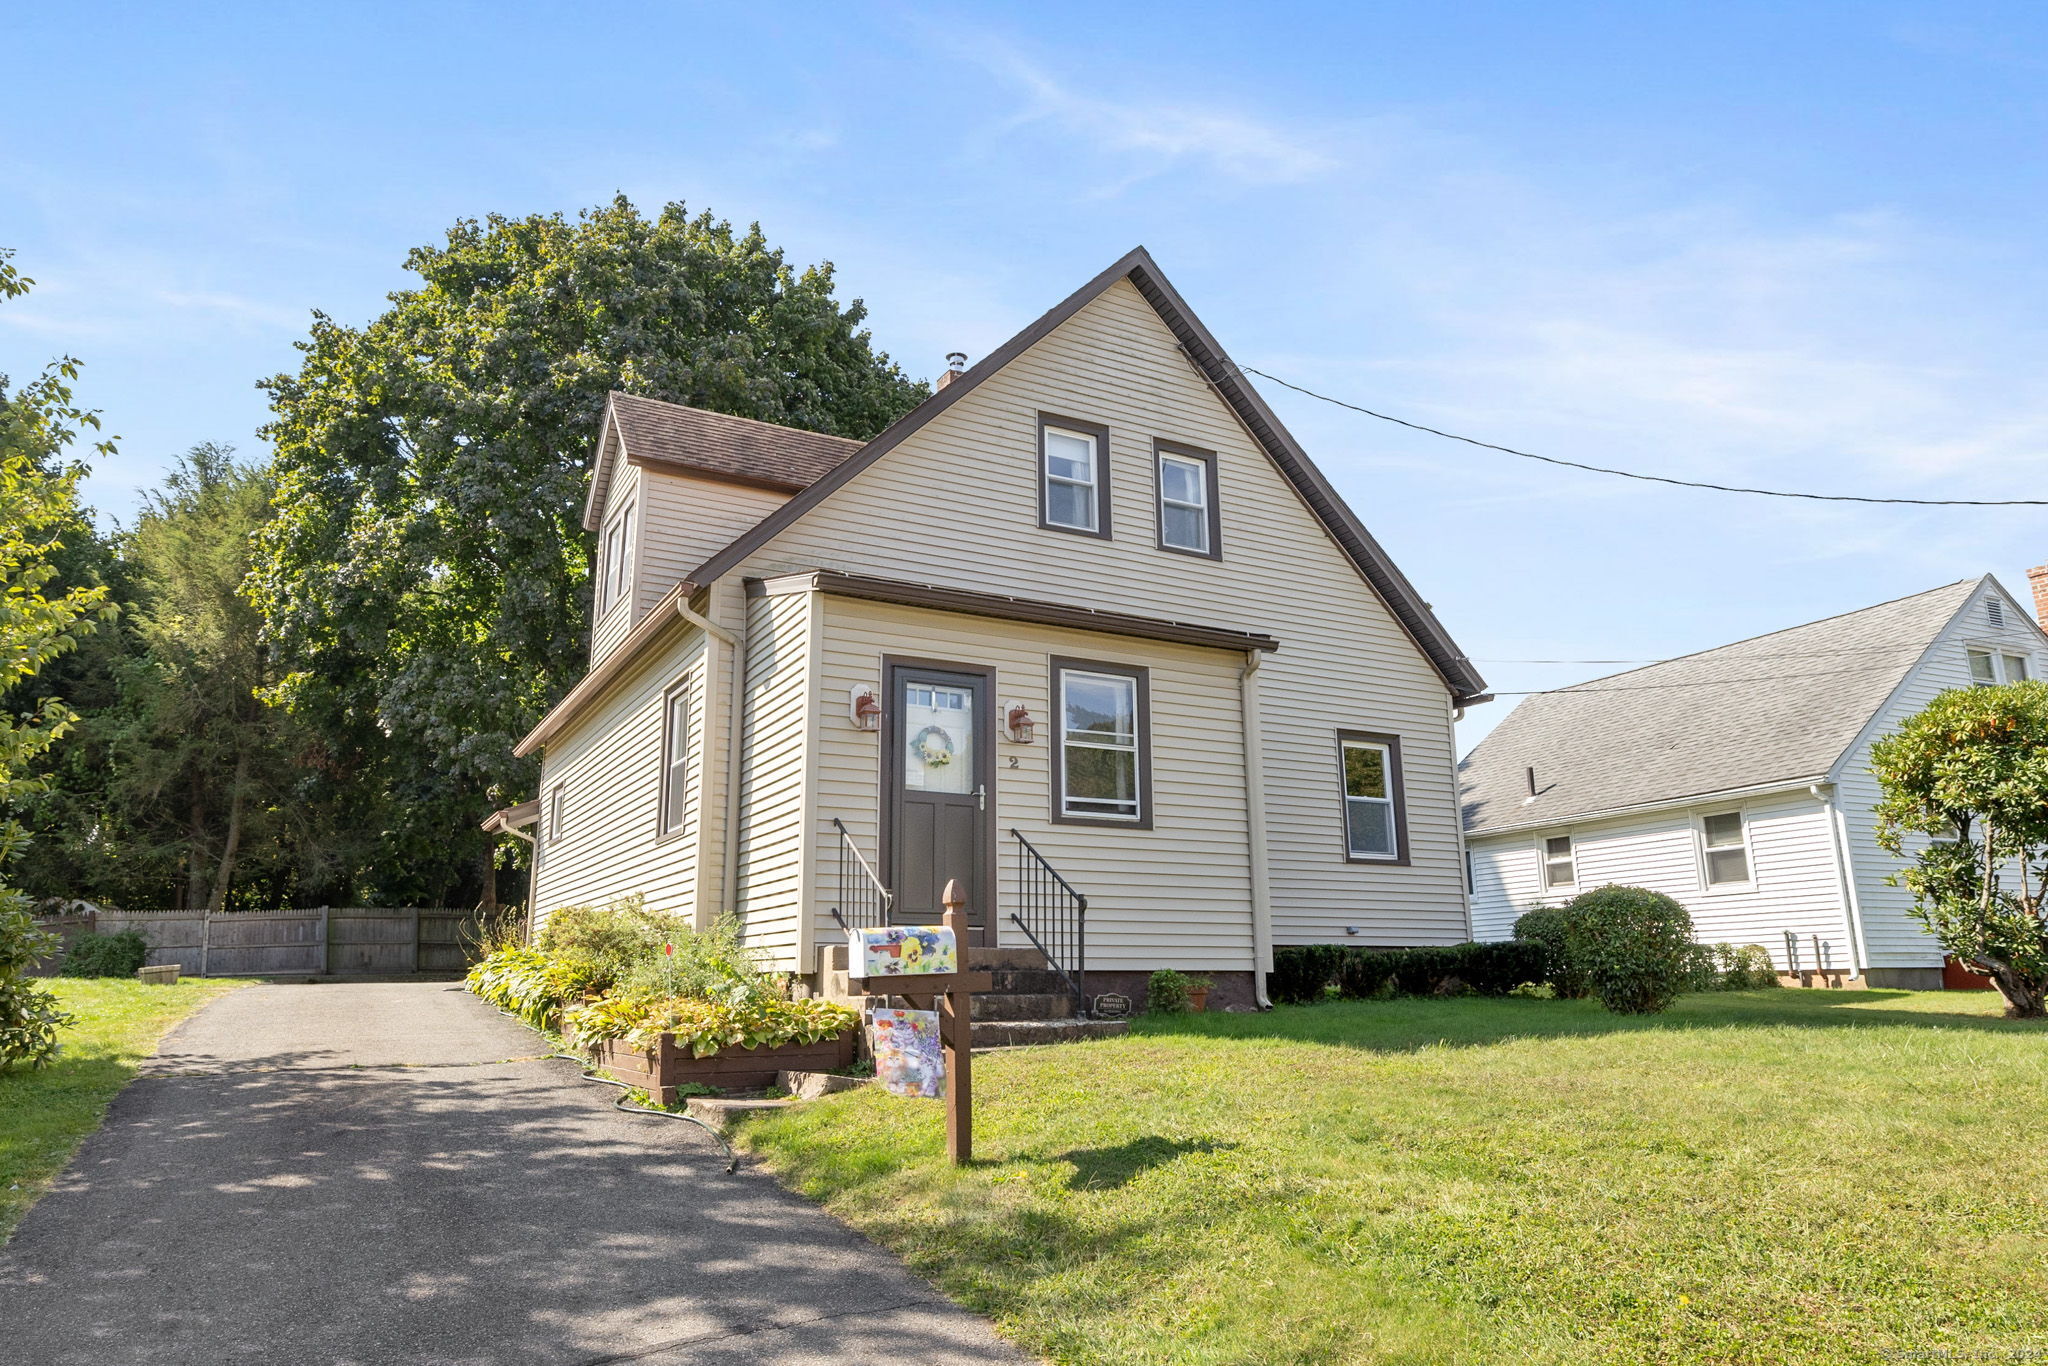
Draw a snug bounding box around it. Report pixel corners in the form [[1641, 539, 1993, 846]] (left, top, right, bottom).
[[1236, 364, 2048, 507]]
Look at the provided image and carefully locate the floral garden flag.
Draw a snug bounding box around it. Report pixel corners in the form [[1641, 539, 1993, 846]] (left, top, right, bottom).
[[868, 1007, 944, 1099]]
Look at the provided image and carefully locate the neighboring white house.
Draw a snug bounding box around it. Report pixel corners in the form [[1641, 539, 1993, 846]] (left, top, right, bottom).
[[1460, 575, 2048, 989], [487, 247, 1491, 1016]]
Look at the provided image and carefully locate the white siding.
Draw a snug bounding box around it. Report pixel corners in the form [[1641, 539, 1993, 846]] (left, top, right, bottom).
[[1833, 580, 2048, 969], [1468, 788, 1852, 970], [636, 470, 789, 619], [531, 625, 707, 929], [733, 278, 1469, 949], [809, 593, 1255, 974], [733, 589, 814, 965]]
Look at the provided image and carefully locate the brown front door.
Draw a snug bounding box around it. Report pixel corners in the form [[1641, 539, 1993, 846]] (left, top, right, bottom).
[[884, 660, 993, 939]]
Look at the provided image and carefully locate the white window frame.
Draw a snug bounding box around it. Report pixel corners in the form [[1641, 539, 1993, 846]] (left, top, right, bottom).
[[548, 781, 569, 845], [1040, 421, 1106, 535], [1155, 445, 1217, 556], [1053, 662, 1146, 824], [1967, 645, 2032, 686], [1539, 833, 1576, 891], [598, 500, 635, 618], [1338, 735, 1402, 862], [658, 680, 691, 838], [1696, 809, 1755, 891]]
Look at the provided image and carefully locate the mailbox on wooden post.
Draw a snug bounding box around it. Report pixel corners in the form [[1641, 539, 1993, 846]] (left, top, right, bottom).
[[846, 877, 989, 1165]]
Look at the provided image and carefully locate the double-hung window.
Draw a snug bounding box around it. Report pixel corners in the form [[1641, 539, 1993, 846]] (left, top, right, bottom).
[[1968, 648, 2032, 686], [599, 501, 635, 616], [1542, 834, 1575, 888], [1338, 731, 1406, 862], [1700, 811, 1751, 887], [1039, 416, 1110, 536], [659, 681, 691, 837], [1053, 659, 1148, 824], [1155, 442, 1219, 557]]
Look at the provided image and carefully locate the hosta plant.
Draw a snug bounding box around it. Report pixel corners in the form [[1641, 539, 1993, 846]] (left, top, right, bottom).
[[563, 992, 857, 1059], [464, 946, 596, 1028]]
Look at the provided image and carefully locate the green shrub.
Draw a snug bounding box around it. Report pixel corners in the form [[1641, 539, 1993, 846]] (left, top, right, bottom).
[[1146, 969, 1210, 1014], [1729, 943, 1781, 989], [1561, 885, 1696, 1014], [60, 929, 149, 978], [562, 992, 857, 1057], [1, 892, 73, 1069], [465, 946, 597, 1028], [1513, 906, 1590, 998], [1267, 940, 1547, 1004], [535, 898, 765, 1001]]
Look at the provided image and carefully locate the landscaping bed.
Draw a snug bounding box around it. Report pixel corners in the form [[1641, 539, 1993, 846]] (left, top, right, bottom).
[[569, 1025, 857, 1102], [735, 988, 2048, 1366]]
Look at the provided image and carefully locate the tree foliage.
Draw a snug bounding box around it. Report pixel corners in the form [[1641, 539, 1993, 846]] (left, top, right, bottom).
[[250, 198, 927, 903], [1872, 680, 2048, 1017]]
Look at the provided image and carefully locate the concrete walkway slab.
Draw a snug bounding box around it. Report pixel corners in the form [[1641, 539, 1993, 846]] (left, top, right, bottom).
[[0, 981, 1029, 1365]]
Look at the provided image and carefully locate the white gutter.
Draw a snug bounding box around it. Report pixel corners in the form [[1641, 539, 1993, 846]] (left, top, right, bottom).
[[677, 592, 745, 928], [1239, 650, 1274, 1008], [1452, 693, 1474, 940], [1813, 782, 1872, 976]]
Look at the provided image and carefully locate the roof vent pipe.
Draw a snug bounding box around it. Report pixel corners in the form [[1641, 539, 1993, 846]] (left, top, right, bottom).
[[936, 352, 967, 390]]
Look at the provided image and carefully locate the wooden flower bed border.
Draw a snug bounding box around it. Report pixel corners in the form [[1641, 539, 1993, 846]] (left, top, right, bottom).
[[569, 1025, 857, 1104]]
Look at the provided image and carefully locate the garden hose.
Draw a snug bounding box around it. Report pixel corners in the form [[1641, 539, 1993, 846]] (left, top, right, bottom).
[[543, 1052, 740, 1173]]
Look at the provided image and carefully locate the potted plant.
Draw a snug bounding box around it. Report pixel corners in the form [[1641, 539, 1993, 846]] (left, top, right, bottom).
[[1146, 969, 1214, 1014]]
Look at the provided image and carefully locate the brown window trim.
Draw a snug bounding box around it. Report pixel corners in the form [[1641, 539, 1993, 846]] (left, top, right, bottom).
[[1153, 439, 1221, 560], [1037, 413, 1112, 540], [1335, 729, 1409, 865], [1050, 656, 1152, 829], [655, 675, 691, 843]]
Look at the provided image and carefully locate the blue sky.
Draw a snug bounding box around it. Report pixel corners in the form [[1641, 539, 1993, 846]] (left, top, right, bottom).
[[4, 2, 2046, 749]]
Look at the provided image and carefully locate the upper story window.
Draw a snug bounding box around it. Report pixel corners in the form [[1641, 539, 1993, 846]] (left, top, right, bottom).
[[1053, 658, 1148, 825], [548, 781, 569, 845], [1155, 442, 1220, 558], [1968, 647, 2031, 686], [1700, 811, 1751, 886], [598, 501, 636, 617], [659, 681, 691, 837], [1338, 732, 1405, 862], [1038, 415, 1111, 538], [1542, 833, 1575, 888]]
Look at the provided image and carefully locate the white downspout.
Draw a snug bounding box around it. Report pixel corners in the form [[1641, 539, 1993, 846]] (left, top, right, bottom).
[[1453, 695, 1474, 940], [1240, 650, 1274, 1008], [1813, 782, 1872, 977], [678, 592, 744, 928]]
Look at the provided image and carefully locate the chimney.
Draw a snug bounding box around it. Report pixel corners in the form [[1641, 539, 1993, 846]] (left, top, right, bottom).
[[936, 351, 967, 390], [2029, 564, 2048, 633]]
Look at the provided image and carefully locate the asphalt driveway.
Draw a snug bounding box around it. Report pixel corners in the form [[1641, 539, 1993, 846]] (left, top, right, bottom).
[[0, 981, 1028, 1365]]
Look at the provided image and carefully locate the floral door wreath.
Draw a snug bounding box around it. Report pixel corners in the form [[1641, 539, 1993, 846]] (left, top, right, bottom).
[[911, 725, 956, 768]]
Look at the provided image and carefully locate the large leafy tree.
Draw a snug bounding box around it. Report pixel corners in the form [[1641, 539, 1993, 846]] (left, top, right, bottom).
[[251, 199, 927, 903], [1871, 679, 2048, 1018]]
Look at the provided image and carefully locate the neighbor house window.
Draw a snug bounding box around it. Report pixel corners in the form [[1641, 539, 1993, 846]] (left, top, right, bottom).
[[1542, 834, 1575, 888], [549, 781, 569, 843], [599, 501, 635, 616], [1338, 731, 1407, 863], [659, 681, 690, 837], [1701, 811, 1751, 886], [1053, 659, 1148, 824], [1039, 416, 1110, 536], [2004, 653, 2031, 682], [1155, 442, 1219, 557], [1968, 648, 2030, 685]]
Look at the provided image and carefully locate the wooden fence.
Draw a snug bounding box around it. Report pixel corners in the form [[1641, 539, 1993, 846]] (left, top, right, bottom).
[[45, 907, 490, 977]]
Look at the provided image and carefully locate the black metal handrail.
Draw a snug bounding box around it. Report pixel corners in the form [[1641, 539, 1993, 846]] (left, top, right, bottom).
[[1009, 828, 1087, 1012], [828, 818, 892, 935]]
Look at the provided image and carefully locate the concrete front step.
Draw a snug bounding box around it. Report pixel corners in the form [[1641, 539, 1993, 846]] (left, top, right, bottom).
[[968, 946, 1051, 970], [970, 992, 1076, 1023], [972, 1018, 1131, 1048], [987, 966, 1071, 995]]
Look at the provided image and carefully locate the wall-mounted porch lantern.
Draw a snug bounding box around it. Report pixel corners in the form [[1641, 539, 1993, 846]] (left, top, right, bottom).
[[1003, 700, 1035, 744], [849, 685, 882, 731]]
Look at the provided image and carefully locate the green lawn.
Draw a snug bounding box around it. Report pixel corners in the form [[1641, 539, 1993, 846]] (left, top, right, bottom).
[[739, 989, 2048, 1366], [1, 976, 248, 1242]]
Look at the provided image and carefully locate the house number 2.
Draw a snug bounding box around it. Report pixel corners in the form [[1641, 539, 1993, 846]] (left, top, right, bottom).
[[1006, 756, 1020, 769]]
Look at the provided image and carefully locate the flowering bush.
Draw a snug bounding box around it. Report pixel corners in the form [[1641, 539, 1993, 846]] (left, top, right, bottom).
[[464, 946, 596, 1028], [563, 992, 857, 1058]]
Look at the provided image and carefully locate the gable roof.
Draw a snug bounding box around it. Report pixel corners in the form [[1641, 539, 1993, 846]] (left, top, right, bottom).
[[681, 246, 1490, 707], [1459, 578, 1987, 836], [582, 393, 865, 531]]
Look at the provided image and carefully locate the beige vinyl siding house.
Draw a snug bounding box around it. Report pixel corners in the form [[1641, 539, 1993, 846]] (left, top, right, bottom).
[[1462, 576, 2048, 987], [504, 248, 1490, 1010]]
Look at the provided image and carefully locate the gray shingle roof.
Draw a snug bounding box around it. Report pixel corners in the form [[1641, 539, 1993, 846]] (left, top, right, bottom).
[[609, 392, 864, 491], [1459, 578, 1980, 835]]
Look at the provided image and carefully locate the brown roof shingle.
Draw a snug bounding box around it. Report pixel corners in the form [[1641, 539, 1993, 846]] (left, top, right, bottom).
[[609, 392, 864, 492]]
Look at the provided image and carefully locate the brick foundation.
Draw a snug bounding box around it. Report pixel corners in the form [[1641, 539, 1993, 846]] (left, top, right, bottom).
[[1083, 969, 1260, 1014]]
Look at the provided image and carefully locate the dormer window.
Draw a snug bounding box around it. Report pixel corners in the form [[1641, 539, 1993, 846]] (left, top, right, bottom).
[[1038, 415, 1111, 538], [598, 500, 635, 617]]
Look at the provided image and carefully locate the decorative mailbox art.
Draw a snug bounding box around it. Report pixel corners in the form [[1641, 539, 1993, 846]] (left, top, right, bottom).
[[868, 1007, 945, 1098], [848, 924, 958, 978]]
